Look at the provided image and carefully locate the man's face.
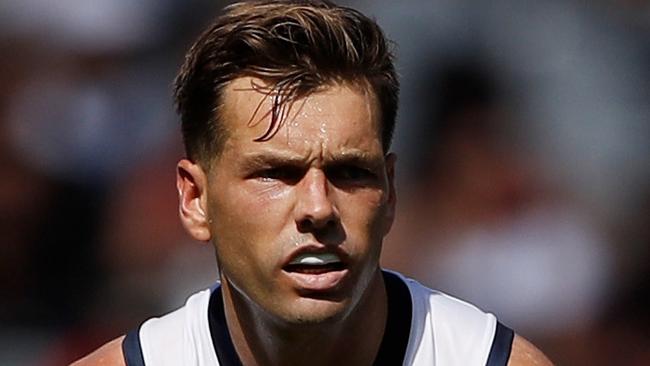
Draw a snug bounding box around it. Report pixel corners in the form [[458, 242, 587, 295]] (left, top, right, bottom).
[[189, 77, 395, 325]]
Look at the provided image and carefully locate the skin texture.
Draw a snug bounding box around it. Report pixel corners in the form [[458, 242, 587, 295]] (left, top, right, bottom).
[[70, 336, 125, 366], [509, 335, 555, 366], [71, 78, 553, 365], [177, 78, 395, 365]]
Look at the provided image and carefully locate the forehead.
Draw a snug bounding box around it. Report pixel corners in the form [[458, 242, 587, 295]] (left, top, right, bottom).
[[218, 77, 382, 155]]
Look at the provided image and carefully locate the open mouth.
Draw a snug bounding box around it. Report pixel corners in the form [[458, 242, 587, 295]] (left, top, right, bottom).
[[283, 252, 347, 274], [281, 251, 350, 292]]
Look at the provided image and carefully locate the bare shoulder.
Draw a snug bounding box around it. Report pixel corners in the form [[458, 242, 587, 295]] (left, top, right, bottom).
[[508, 334, 554, 366], [70, 336, 126, 366]]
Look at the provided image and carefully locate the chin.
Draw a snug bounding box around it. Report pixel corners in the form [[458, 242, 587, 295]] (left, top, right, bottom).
[[277, 296, 352, 326]]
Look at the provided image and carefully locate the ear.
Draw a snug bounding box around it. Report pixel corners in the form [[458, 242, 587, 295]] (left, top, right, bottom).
[[177, 159, 211, 242], [382, 152, 397, 236]]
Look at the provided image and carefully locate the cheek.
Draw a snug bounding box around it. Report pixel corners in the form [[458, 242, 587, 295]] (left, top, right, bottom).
[[339, 191, 389, 241], [208, 184, 292, 272], [213, 182, 291, 228], [250, 181, 293, 203]]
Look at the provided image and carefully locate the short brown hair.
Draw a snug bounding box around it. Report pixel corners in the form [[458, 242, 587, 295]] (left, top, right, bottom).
[[174, 0, 399, 166]]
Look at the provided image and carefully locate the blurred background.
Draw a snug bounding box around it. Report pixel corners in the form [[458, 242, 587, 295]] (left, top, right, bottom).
[[1, 0, 649, 364]]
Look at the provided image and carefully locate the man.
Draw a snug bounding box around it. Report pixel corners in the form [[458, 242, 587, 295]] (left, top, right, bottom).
[[74, 1, 552, 365]]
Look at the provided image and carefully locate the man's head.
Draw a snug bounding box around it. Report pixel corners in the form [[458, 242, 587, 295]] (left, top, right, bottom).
[[174, 0, 398, 168], [175, 0, 398, 327]]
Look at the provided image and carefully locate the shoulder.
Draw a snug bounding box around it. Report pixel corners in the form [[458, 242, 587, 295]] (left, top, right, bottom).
[[508, 334, 554, 366], [391, 271, 552, 365], [70, 287, 215, 366], [70, 336, 126, 366], [392, 271, 499, 364], [399, 271, 494, 327]]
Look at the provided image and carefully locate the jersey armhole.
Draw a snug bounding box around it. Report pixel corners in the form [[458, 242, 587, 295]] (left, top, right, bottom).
[[122, 326, 146, 366], [485, 321, 515, 366]]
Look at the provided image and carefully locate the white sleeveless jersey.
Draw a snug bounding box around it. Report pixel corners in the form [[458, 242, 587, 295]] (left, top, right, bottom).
[[122, 270, 514, 365]]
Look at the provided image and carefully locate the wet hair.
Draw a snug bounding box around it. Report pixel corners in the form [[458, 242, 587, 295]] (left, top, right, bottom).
[[174, 0, 398, 167]]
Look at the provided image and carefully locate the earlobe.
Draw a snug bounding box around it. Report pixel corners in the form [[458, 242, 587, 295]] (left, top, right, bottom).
[[177, 159, 212, 242]]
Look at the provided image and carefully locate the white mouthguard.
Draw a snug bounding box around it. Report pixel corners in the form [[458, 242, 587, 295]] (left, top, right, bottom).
[[289, 252, 340, 265]]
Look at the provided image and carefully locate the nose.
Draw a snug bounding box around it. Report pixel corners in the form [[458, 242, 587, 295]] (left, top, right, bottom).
[[294, 168, 339, 232]]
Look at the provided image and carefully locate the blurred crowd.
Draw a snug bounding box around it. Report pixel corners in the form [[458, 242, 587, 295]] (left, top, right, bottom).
[[1, 1, 649, 365]]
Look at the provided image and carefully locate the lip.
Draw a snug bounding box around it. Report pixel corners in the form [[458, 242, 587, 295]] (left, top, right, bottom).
[[281, 244, 350, 292], [282, 268, 349, 292]]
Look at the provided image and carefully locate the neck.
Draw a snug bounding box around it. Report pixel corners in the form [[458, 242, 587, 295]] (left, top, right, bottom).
[[221, 269, 387, 366]]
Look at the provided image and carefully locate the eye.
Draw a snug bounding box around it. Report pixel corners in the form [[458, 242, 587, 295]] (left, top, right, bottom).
[[257, 166, 303, 183], [326, 164, 376, 185]]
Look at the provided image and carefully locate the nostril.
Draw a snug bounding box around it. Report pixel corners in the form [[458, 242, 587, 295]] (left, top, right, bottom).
[[324, 219, 337, 229], [296, 216, 337, 233], [297, 219, 311, 233]]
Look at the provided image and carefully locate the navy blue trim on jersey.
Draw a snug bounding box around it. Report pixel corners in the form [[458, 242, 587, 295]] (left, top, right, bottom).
[[122, 326, 146, 366], [208, 286, 243, 366], [486, 321, 515, 366], [372, 270, 413, 366], [207, 271, 413, 366]]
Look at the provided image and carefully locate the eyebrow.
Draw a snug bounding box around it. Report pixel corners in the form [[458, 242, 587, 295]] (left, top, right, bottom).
[[240, 149, 384, 169], [328, 152, 384, 169], [239, 153, 305, 171]]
